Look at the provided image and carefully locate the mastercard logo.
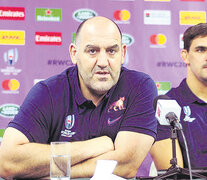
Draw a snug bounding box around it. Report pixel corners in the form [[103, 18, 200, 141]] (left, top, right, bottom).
[[2, 79, 20, 91], [150, 34, 166, 45], [113, 10, 130, 21]]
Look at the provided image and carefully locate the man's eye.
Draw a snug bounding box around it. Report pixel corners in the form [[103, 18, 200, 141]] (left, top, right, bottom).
[[196, 48, 207, 53], [108, 49, 115, 54], [89, 49, 96, 54]]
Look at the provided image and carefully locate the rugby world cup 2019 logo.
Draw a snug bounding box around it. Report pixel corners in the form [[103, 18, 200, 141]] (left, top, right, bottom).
[[65, 114, 75, 130], [4, 48, 18, 66]]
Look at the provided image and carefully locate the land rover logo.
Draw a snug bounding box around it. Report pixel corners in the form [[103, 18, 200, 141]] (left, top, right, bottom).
[[0, 104, 19, 118], [122, 33, 134, 46], [73, 9, 97, 22]]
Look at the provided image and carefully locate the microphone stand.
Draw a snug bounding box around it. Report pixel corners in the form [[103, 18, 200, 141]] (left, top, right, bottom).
[[154, 113, 206, 180]]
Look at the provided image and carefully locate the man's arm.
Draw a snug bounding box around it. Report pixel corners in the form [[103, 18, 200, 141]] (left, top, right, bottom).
[[0, 127, 114, 179], [150, 138, 183, 170], [71, 131, 155, 179]]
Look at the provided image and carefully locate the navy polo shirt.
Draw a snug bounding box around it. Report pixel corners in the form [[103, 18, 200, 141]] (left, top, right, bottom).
[[9, 66, 157, 144], [157, 79, 207, 168]]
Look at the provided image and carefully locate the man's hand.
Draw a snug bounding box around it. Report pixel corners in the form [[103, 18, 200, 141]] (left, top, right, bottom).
[[0, 127, 114, 179]]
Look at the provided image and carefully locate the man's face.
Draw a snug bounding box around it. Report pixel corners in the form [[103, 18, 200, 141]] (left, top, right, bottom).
[[72, 19, 126, 96], [186, 36, 207, 84]]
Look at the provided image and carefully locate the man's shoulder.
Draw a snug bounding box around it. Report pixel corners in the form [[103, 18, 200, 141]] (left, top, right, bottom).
[[32, 66, 76, 98], [166, 79, 186, 99], [120, 67, 152, 83], [116, 67, 157, 96], [41, 66, 75, 87]]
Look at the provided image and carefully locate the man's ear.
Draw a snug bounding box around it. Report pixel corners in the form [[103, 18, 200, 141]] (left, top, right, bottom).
[[180, 49, 190, 65], [69, 43, 78, 65], [121, 44, 127, 64]]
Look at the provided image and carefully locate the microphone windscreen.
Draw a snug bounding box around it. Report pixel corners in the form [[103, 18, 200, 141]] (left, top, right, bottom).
[[153, 95, 170, 110]]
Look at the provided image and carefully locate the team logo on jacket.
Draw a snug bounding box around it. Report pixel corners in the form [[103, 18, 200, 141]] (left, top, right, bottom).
[[108, 97, 126, 112], [107, 97, 125, 125], [65, 114, 75, 129], [183, 106, 195, 122]]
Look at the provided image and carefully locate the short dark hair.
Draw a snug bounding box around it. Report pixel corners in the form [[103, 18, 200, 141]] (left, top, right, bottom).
[[75, 17, 122, 44], [183, 23, 207, 51]]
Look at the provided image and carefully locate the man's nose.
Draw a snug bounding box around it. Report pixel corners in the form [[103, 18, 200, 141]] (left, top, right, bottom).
[[97, 51, 108, 67]]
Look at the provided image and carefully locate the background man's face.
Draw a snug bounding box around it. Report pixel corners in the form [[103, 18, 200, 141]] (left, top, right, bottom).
[[187, 36, 207, 84]]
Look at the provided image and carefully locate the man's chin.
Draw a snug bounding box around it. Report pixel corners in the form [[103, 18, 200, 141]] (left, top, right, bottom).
[[92, 83, 114, 94]]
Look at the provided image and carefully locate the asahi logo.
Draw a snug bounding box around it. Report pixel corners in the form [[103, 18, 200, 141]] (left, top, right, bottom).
[[122, 33, 134, 46], [73, 9, 97, 22], [0, 104, 19, 118]]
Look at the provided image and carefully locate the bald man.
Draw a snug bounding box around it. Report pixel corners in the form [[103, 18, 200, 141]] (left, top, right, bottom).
[[0, 16, 157, 179]]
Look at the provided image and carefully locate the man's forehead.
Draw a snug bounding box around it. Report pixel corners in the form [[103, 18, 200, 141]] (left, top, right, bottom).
[[79, 19, 121, 38], [80, 34, 121, 47], [193, 36, 207, 42]]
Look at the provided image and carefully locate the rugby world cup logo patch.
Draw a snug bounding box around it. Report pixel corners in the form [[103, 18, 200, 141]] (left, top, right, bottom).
[[183, 106, 195, 122], [65, 114, 75, 129]]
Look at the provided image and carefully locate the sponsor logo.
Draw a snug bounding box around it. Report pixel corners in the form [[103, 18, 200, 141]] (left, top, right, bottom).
[[183, 106, 196, 122], [61, 114, 76, 138], [36, 8, 61, 22], [2, 79, 20, 94], [47, 59, 73, 66], [0, 7, 25, 20], [156, 61, 187, 68], [144, 10, 171, 25], [108, 116, 122, 125], [150, 34, 167, 48], [0, 129, 5, 142], [72, 32, 76, 43], [65, 115, 75, 130], [0, 30, 25, 45], [0, 104, 19, 118], [180, 11, 206, 25], [35, 32, 62, 45], [73, 9, 97, 22], [155, 81, 171, 95], [1, 48, 22, 76], [180, 34, 184, 49], [122, 33, 134, 46], [157, 106, 161, 118], [123, 51, 129, 66], [108, 97, 125, 113], [113, 10, 130, 24], [107, 96, 125, 125]]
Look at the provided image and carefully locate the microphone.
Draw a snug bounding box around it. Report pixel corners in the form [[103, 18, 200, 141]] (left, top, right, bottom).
[[153, 96, 193, 179], [153, 95, 181, 127]]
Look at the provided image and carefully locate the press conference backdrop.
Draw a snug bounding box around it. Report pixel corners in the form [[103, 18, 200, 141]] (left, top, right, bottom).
[[0, 0, 206, 177]]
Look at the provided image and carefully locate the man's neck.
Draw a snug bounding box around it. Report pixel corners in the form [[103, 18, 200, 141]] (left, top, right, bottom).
[[84, 92, 106, 107], [186, 76, 207, 103], [80, 83, 106, 107]]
